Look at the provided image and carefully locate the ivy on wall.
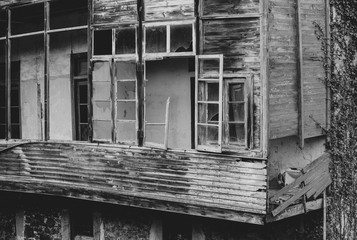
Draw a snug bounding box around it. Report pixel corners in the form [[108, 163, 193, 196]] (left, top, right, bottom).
[[316, 0, 357, 238]]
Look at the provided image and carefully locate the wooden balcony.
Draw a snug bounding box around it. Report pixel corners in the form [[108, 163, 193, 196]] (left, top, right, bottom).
[[0, 140, 267, 225]]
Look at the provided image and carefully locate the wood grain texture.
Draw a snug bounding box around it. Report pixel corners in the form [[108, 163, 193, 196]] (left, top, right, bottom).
[[144, 0, 194, 21], [201, 0, 260, 17], [93, 0, 137, 25], [0, 141, 267, 224]]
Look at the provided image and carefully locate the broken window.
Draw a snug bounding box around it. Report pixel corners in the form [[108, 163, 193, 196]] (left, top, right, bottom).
[[115, 28, 136, 55], [50, 0, 87, 30], [93, 30, 112, 55], [170, 24, 193, 52], [11, 3, 44, 35], [115, 61, 137, 144], [145, 26, 167, 53], [0, 10, 6, 38]]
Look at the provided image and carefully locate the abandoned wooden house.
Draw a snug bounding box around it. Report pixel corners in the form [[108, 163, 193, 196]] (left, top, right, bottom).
[[0, 0, 331, 239]]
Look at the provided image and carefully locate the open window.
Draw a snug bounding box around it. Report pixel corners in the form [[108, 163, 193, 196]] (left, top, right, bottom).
[[195, 55, 223, 153]]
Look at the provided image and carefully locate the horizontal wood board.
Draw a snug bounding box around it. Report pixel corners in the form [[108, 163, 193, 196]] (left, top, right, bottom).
[[268, 0, 327, 139], [201, 0, 260, 16], [93, 0, 137, 25], [0, 141, 267, 223], [144, 0, 194, 21]]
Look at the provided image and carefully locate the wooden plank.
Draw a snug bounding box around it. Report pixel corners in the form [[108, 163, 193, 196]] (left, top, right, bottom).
[[15, 209, 24, 240], [266, 198, 323, 222], [5, 9, 10, 140], [137, 0, 144, 146], [164, 97, 170, 149], [93, 212, 104, 240], [93, 0, 137, 25], [201, 0, 259, 17], [144, 0, 194, 21], [296, 0, 304, 148], [88, 0, 93, 142]]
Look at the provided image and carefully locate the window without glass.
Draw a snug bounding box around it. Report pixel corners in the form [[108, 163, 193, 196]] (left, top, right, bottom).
[[170, 24, 192, 52], [0, 10, 6, 38], [50, 0, 87, 30], [11, 3, 44, 35], [145, 26, 167, 53], [93, 30, 112, 55]]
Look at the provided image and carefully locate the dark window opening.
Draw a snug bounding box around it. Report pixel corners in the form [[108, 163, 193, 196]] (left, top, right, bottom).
[[72, 54, 88, 141], [170, 24, 192, 52], [146, 26, 166, 53], [163, 216, 192, 240], [11, 3, 44, 35], [50, 0, 88, 29], [0, 10, 6, 37], [116, 28, 136, 55], [70, 210, 93, 239], [94, 30, 112, 55]]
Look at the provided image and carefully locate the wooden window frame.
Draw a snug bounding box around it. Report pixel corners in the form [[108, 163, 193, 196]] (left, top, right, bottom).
[[195, 54, 223, 153]]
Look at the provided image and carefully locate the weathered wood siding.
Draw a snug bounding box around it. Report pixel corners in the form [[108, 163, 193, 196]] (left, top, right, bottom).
[[93, 0, 137, 25], [300, 0, 326, 138], [201, 17, 261, 149], [201, 0, 260, 16], [268, 0, 299, 139], [0, 141, 267, 224], [268, 0, 327, 139], [144, 0, 194, 21]]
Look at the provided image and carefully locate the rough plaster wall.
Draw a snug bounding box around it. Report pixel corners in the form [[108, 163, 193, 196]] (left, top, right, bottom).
[[49, 30, 87, 140], [268, 136, 326, 186], [146, 58, 194, 149]]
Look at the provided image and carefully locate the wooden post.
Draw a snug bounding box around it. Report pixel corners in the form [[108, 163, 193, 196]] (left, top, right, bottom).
[[5, 8, 11, 140], [323, 190, 327, 240], [325, 0, 331, 133], [88, 0, 93, 142], [164, 97, 170, 149], [296, 0, 304, 148], [93, 212, 104, 240], [44, 1, 50, 140], [15, 209, 25, 240], [61, 210, 71, 240], [192, 224, 205, 240], [149, 217, 163, 240], [111, 59, 116, 143], [137, 0, 145, 146]]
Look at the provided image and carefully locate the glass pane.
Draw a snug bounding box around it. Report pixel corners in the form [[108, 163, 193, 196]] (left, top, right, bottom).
[[79, 84, 87, 104], [11, 124, 20, 139], [94, 30, 112, 55], [229, 103, 245, 122], [0, 125, 5, 139], [11, 107, 19, 124], [198, 103, 218, 124], [11, 89, 19, 106], [229, 83, 244, 102], [114, 62, 136, 80], [79, 105, 88, 123], [146, 26, 166, 53], [116, 28, 136, 54], [79, 124, 89, 141], [75, 58, 88, 76], [50, 0, 87, 29], [229, 123, 245, 145], [117, 101, 136, 120], [198, 58, 220, 78], [170, 24, 192, 52], [198, 125, 219, 146], [0, 10, 6, 37], [0, 108, 5, 123], [117, 81, 136, 100], [0, 85, 5, 107], [198, 82, 219, 101], [11, 3, 44, 35], [116, 121, 136, 143]]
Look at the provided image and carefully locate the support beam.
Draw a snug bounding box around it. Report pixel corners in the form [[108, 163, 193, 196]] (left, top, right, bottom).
[[44, 1, 50, 140], [61, 209, 71, 240], [325, 0, 331, 133], [296, 0, 304, 148], [5, 8, 11, 140], [93, 212, 104, 240], [149, 217, 163, 240], [136, 0, 145, 146], [15, 209, 25, 240], [87, 0, 93, 142]]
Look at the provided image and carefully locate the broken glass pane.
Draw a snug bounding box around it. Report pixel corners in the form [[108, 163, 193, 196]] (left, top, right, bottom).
[[170, 24, 192, 52], [116, 28, 136, 55]]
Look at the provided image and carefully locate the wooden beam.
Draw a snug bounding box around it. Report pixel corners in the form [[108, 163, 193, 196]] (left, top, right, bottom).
[[15, 209, 25, 240], [192, 223, 205, 240], [5, 8, 11, 140], [296, 0, 304, 148], [325, 0, 331, 133], [44, 1, 50, 140], [164, 97, 170, 149], [266, 199, 323, 223], [61, 209, 70, 240], [93, 212, 104, 240], [111, 59, 116, 143], [87, 0, 93, 142], [323, 190, 327, 240]]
